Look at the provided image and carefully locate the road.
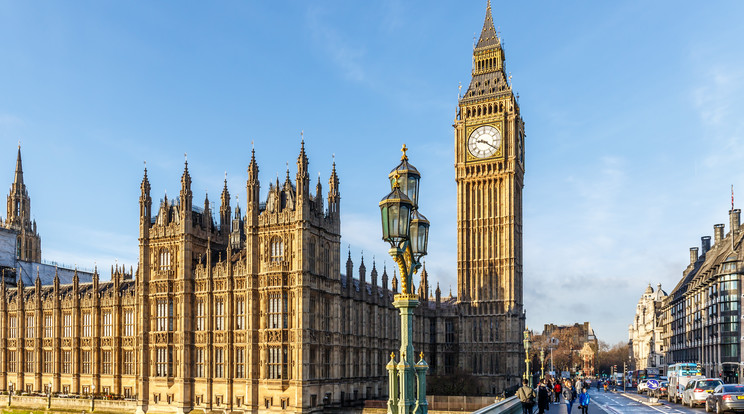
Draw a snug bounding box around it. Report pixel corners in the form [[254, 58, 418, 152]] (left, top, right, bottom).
[[544, 386, 710, 414]]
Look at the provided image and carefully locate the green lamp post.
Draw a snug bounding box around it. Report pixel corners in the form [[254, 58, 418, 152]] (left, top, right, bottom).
[[380, 144, 430, 414]]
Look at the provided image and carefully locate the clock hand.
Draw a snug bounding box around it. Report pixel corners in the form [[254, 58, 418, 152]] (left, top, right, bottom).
[[477, 139, 498, 150]]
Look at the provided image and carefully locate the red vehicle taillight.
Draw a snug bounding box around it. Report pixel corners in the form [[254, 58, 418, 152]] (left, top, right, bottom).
[[723, 395, 732, 401], [694, 388, 703, 393]]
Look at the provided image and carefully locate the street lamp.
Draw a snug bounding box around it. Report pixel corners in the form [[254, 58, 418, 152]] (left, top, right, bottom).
[[380, 144, 430, 414], [540, 348, 545, 381], [523, 329, 531, 387]]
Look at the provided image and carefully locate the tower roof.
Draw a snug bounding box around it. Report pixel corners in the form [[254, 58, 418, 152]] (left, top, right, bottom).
[[475, 0, 500, 51], [14, 145, 23, 186]]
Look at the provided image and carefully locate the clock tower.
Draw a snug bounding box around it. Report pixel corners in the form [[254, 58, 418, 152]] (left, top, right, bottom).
[[455, 0, 525, 387]]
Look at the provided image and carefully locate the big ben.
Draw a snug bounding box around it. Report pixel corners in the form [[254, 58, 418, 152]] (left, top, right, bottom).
[[455, 0, 525, 389]]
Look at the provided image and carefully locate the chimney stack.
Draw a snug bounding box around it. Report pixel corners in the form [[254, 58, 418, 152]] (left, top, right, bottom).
[[715, 224, 725, 245], [702, 236, 711, 254], [690, 247, 699, 264], [731, 209, 741, 235]]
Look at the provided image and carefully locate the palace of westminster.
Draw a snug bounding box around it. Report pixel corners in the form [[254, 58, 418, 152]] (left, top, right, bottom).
[[0, 3, 526, 413]]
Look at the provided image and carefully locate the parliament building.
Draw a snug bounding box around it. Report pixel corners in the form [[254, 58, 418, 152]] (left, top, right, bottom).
[[0, 2, 526, 413]]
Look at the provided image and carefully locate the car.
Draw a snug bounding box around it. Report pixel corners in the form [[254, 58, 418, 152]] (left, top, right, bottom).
[[705, 384, 744, 413], [638, 379, 649, 394], [683, 378, 723, 408], [650, 381, 668, 398]]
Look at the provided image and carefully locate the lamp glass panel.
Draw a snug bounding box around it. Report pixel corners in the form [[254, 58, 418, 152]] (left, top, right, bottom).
[[407, 175, 419, 206], [399, 204, 411, 239], [380, 206, 390, 240], [389, 205, 399, 240]]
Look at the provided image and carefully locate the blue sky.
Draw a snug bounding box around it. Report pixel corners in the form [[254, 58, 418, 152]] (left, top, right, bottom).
[[1, 1, 744, 344]]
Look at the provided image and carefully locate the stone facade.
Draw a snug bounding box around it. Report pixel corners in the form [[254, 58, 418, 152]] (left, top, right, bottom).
[[661, 208, 744, 384], [0, 3, 526, 412], [628, 284, 667, 374]]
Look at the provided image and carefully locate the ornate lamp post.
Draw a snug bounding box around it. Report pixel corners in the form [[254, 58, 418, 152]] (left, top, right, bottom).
[[540, 348, 545, 380], [380, 144, 430, 414], [523, 329, 531, 387]]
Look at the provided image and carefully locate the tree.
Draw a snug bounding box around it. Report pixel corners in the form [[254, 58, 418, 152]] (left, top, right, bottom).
[[596, 341, 630, 376]]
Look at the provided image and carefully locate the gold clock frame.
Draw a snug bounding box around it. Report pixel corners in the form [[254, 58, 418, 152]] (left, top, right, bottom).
[[465, 121, 504, 162]]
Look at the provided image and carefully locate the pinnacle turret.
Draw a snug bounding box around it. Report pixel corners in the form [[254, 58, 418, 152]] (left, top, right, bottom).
[[14, 145, 23, 187]]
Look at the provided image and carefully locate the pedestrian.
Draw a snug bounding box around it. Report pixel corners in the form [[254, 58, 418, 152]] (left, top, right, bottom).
[[575, 378, 583, 395], [553, 380, 562, 404], [596, 379, 601, 392], [578, 388, 590, 414], [562, 381, 577, 414], [537, 379, 551, 414], [516, 379, 536, 414]]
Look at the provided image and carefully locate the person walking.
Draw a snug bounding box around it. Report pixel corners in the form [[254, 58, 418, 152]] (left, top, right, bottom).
[[553, 380, 562, 404], [537, 379, 551, 414], [516, 379, 536, 414], [578, 388, 590, 413], [562, 380, 577, 414]]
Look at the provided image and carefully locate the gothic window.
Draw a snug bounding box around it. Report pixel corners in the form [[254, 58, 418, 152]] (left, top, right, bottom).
[[7, 351, 16, 372], [124, 310, 134, 336], [24, 350, 34, 372], [103, 312, 112, 337], [63, 313, 72, 337], [235, 297, 245, 330], [123, 351, 134, 375], [322, 298, 331, 331], [62, 351, 71, 374], [214, 298, 225, 331], [155, 299, 174, 331], [82, 351, 91, 374], [324, 348, 331, 378], [8, 316, 16, 338], [268, 346, 287, 379], [215, 348, 224, 378], [155, 348, 168, 377], [196, 299, 205, 331], [235, 347, 245, 378], [323, 245, 330, 276], [308, 295, 316, 330], [194, 348, 204, 377], [25, 314, 34, 337], [268, 292, 288, 329], [308, 240, 316, 273], [159, 249, 171, 271], [43, 350, 52, 373], [82, 312, 92, 337], [44, 313, 52, 338], [270, 237, 284, 262], [102, 351, 112, 374]]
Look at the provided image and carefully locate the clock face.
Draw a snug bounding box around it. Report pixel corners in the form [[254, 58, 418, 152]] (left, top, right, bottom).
[[468, 125, 502, 159]]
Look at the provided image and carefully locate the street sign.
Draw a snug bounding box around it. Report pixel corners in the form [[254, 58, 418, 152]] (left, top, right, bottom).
[[647, 379, 660, 390]]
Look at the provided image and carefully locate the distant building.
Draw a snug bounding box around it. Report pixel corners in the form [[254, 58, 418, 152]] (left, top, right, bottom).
[[661, 209, 743, 384], [628, 283, 667, 375], [541, 322, 598, 375]]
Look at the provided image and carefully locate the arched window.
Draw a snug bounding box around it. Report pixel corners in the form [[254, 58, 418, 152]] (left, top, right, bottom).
[[159, 249, 171, 271], [271, 237, 284, 262]]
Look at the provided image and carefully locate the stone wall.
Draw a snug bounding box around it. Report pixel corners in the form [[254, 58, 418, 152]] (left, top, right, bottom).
[[4, 394, 136, 412]]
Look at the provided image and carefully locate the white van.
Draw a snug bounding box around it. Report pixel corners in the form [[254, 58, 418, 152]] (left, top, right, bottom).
[[667, 363, 703, 404]]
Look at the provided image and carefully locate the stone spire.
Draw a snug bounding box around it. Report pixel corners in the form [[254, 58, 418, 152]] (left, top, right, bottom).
[[14, 145, 23, 187], [180, 154, 192, 215], [345, 248, 353, 296], [296, 136, 310, 200], [247, 145, 261, 212], [418, 262, 429, 301], [392, 269, 398, 293], [220, 174, 231, 234], [382, 263, 389, 292], [359, 253, 367, 299], [328, 158, 340, 216], [203, 191, 212, 231]]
